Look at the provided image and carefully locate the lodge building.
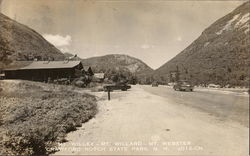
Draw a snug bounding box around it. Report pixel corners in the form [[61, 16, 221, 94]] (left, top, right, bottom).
[[4, 61, 93, 82]]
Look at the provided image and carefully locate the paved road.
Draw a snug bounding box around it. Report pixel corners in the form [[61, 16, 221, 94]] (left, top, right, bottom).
[[142, 85, 249, 127], [55, 85, 249, 156]]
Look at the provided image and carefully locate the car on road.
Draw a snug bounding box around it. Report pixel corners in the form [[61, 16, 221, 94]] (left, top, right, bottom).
[[152, 81, 159, 87], [208, 84, 221, 88], [103, 83, 131, 91], [173, 80, 194, 91]]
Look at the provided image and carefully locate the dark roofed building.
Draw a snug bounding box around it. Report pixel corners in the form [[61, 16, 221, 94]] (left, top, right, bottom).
[[92, 73, 105, 82], [4, 61, 92, 82]]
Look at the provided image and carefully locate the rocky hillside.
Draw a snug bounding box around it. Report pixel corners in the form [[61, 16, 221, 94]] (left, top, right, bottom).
[[0, 13, 65, 69], [81, 54, 153, 74], [155, 2, 250, 87], [81, 54, 153, 84]]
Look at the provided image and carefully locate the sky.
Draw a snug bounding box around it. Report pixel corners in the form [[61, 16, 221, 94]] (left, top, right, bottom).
[[0, 0, 245, 69]]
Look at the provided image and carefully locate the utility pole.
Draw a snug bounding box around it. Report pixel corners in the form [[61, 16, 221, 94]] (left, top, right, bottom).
[[176, 65, 180, 82]]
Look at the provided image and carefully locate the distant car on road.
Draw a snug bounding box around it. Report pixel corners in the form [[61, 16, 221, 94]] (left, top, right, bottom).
[[152, 81, 159, 87], [208, 84, 221, 88], [173, 80, 194, 91], [103, 83, 131, 91]]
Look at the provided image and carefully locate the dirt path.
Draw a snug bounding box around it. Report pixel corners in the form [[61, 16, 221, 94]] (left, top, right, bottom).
[[54, 86, 248, 155]]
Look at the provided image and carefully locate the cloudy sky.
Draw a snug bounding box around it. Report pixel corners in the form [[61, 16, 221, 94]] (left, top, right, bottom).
[[0, 0, 244, 69]]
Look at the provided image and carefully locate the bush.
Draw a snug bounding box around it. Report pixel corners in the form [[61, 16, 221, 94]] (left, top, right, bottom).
[[0, 80, 97, 155]]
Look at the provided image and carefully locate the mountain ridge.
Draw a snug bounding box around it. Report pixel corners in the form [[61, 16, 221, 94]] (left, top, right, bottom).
[[154, 2, 250, 87], [81, 54, 153, 74]]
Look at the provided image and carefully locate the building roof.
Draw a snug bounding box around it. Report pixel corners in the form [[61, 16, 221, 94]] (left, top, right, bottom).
[[15, 61, 82, 70], [2, 61, 33, 70], [94, 73, 105, 79]]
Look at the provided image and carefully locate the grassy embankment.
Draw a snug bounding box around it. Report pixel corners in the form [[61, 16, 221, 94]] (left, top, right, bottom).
[[0, 80, 97, 155]]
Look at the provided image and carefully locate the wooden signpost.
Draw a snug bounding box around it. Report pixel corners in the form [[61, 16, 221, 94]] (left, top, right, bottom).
[[108, 89, 111, 100]]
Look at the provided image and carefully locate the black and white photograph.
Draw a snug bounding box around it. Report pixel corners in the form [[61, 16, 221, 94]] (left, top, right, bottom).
[[0, 0, 249, 155]]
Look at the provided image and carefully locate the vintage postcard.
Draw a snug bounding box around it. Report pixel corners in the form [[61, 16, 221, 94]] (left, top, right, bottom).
[[0, 0, 249, 155]]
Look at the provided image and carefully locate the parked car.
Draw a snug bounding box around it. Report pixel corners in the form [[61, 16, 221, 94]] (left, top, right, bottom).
[[103, 83, 131, 91], [152, 81, 159, 87], [173, 80, 194, 91], [0, 73, 5, 80]]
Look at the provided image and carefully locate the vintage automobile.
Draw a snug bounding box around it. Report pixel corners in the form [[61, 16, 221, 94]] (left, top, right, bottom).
[[152, 81, 159, 87], [103, 83, 131, 91], [173, 80, 194, 91]]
